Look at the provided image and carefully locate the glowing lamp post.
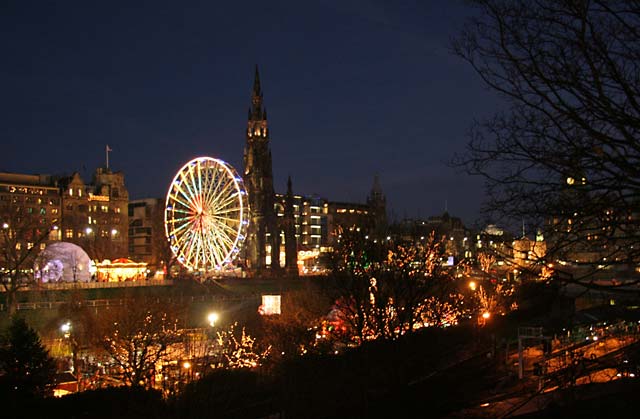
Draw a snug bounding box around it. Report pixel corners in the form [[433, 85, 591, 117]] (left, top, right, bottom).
[[207, 312, 219, 328], [60, 321, 71, 338], [479, 311, 491, 327]]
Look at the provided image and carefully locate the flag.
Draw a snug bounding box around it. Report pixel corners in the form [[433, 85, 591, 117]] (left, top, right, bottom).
[[106, 145, 112, 152]]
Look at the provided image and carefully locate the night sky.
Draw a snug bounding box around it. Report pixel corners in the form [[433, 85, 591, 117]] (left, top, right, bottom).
[[1, 0, 503, 226]]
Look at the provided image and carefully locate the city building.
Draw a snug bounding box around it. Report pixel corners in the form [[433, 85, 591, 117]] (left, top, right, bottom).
[[128, 198, 164, 269], [389, 212, 470, 261], [0, 172, 62, 260], [57, 167, 129, 261], [0, 167, 129, 266]]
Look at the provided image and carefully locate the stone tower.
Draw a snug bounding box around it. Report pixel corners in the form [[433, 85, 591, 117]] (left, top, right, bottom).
[[243, 66, 280, 275], [283, 176, 298, 276], [367, 174, 387, 239]]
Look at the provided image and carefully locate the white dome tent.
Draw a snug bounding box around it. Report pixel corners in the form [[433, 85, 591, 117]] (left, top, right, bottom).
[[34, 242, 94, 283]]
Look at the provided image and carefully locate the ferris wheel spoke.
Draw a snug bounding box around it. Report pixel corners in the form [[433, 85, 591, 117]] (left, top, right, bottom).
[[209, 191, 239, 214], [207, 234, 226, 267], [168, 190, 195, 212], [210, 233, 233, 265], [203, 229, 222, 266], [209, 219, 241, 238], [203, 168, 226, 209], [206, 171, 234, 205], [176, 171, 199, 208], [208, 218, 240, 239], [169, 217, 198, 236], [210, 206, 242, 217], [203, 168, 223, 208], [204, 181, 229, 214], [185, 163, 201, 201], [209, 178, 236, 207]]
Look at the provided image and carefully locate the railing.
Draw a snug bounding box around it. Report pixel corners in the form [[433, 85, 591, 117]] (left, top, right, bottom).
[[3, 292, 261, 312], [518, 326, 544, 338], [25, 279, 175, 291]]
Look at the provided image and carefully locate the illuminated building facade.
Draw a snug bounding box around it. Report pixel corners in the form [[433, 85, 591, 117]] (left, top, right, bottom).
[[57, 167, 129, 260], [0, 168, 129, 264], [0, 173, 62, 260], [128, 198, 164, 268]]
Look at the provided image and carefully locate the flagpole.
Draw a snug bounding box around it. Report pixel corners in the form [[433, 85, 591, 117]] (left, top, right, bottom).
[[106, 145, 110, 169]]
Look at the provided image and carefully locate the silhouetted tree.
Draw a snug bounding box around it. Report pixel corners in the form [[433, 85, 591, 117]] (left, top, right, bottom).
[[96, 297, 183, 387], [0, 317, 56, 398], [259, 285, 333, 360], [330, 229, 466, 343], [0, 201, 56, 314], [453, 0, 640, 280]]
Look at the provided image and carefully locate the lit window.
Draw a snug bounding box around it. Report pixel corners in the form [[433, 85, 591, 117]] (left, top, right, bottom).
[[78, 189, 82, 197], [40, 243, 46, 250], [101, 205, 108, 213], [15, 243, 21, 250], [69, 189, 73, 196], [65, 229, 73, 238], [27, 242, 33, 250]]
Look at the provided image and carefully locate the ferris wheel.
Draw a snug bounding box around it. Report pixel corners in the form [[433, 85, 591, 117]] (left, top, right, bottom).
[[165, 157, 249, 272]]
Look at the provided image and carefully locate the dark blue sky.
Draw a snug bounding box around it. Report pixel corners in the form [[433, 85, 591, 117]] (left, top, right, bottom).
[[1, 0, 502, 225]]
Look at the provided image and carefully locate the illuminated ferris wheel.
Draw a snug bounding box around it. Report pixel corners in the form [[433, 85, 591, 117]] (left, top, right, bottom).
[[165, 157, 248, 272]]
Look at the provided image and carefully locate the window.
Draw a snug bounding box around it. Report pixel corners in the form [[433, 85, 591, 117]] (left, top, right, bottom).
[[68, 189, 73, 196], [27, 242, 33, 250], [101, 205, 108, 213], [65, 229, 73, 239], [78, 189, 82, 197]]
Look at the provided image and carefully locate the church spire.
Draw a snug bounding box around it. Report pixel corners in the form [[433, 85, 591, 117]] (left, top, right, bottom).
[[253, 64, 261, 97], [249, 65, 266, 123]]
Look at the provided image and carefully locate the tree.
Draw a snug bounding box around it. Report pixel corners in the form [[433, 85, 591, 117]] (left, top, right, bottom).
[[453, 1, 640, 280], [0, 201, 56, 314], [96, 297, 183, 387], [330, 229, 466, 343], [260, 286, 333, 359], [216, 322, 270, 369], [0, 316, 56, 398]]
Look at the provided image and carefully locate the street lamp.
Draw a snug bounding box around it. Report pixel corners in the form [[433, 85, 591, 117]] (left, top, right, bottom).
[[207, 312, 219, 328], [61, 321, 71, 338]]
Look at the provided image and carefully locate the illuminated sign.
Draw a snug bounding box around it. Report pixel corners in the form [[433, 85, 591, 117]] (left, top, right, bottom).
[[88, 193, 110, 202], [259, 295, 281, 315]]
